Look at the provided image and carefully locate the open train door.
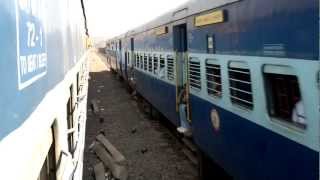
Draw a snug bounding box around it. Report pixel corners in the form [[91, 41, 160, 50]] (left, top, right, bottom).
[[129, 38, 135, 88], [173, 23, 191, 122], [124, 49, 128, 81], [118, 40, 123, 76]]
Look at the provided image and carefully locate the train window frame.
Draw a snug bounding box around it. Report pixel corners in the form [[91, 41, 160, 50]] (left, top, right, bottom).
[[228, 61, 254, 110], [167, 55, 175, 81], [189, 57, 202, 91], [159, 55, 166, 79], [153, 54, 159, 74], [140, 54, 143, 69], [143, 54, 148, 71], [148, 54, 153, 73], [205, 59, 221, 97], [160, 55, 165, 69], [263, 65, 306, 130], [136, 54, 139, 68], [67, 85, 75, 157]]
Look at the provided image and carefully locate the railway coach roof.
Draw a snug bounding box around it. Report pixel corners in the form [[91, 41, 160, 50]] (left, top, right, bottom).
[[126, 0, 238, 36]]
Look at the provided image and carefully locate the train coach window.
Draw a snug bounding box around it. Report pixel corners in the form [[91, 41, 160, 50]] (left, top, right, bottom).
[[136, 54, 140, 68], [148, 54, 153, 72], [143, 55, 148, 71], [228, 62, 253, 109], [160, 55, 165, 69], [76, 72, 80, 96], [153, 55, 159, 74], [206, 59, 221, 97], [263, 66, 305, 128], [167, 55, 175, 81], [159, 55, 166, 78], [189, 58, 201, 91], [67, 85, 75, 157], [140, 55, 143, 69]]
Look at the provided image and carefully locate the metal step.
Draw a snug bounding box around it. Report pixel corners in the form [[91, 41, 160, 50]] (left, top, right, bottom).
[[182, 148, 198, 166], [182, 137, 197, 153]]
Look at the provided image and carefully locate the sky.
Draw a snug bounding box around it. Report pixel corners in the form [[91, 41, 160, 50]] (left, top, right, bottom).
[[86, 0, 189, 40]]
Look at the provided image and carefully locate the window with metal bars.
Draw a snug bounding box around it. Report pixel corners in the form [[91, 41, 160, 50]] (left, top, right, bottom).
[[158, 55, 166, 78], [67, 85, 75, 157], [153, 55, 158, 74], [189, 58, 201, 91], [206, 60, 221, 97], [228, 63, 253, 109], [160, 55, 165, 68], [136, 54, 139, 67], [148, 54, 153, 72], [143, 55, 148, 71], [140, 55, 143, 69], [167, 55, 174, 80], [264, 72, 303, 127]]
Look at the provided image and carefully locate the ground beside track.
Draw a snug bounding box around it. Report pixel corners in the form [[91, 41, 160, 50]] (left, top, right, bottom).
[[82, 51, 198, 180]]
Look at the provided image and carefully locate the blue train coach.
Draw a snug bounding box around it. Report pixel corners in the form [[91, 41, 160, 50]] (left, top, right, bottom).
[[105, 0, 319, 179], [0, 0, 90, 179]]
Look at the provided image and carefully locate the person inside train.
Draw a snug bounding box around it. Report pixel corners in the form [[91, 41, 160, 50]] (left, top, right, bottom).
[[177, 84, 191, 136], [291, 98, 306, 128], [159, 66, 165, 79]]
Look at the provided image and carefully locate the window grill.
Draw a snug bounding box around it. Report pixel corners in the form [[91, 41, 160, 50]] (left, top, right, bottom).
[[228, 64, 253, 109], [206, 60, 221, 97], [160, 55, 165, 69], [136, 54, 139, 67], [189, 59, 201, 90], [148, 54, 153, 72], [140, 55, 143, 69], [153, 55, 158, 74], [167, 56, 175, 80], [67, 85, 75, 157], [143, 55, 148, 71]]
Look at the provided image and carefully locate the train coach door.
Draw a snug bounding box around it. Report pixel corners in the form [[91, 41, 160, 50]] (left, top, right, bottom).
[[118, 40, 123, 75], [173, 24, 190, 122], [129, 38, 135, 83], [124, 49, 128, 80]]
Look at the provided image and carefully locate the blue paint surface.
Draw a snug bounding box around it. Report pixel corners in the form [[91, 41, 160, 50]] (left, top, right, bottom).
[[134, 27, 173, 52], [0, 0, 86, 140], [190, 94, 318, 180], [135, 70, 179, 126], [187, 0, 318, 60], [115, 0, 318, 60]]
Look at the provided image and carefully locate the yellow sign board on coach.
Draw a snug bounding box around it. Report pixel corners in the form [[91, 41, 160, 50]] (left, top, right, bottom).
[[195, 10, 225, 27], [155, 26, 168, 36]]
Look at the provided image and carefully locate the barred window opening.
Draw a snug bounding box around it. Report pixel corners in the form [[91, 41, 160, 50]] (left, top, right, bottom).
[[148, 54, 153, 72], [136, 54, 140, 68], [206, 60, 221, 97], [153, 55, 158, 74], [228, 64, 253, 109], [167, 56, 175, 80], [143, 55, 148, 71], [140, 55, 143, 69], [189, 59, 201, 91]]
